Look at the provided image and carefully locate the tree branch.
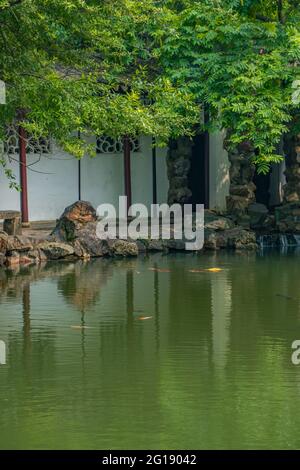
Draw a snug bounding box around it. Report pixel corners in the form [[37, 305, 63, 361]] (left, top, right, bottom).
[[0, 0, 24, 11], [255, 14, 273, 23], [278, 0, 284, 24]]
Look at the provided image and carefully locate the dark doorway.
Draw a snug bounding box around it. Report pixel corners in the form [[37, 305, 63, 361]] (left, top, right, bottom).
[[253, 171, 271, 207], [188, 133, 208, 209]]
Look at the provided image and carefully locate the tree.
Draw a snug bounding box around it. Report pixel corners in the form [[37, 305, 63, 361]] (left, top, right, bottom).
[[2, 0, 298, 181], [158, 0, 300, 173], [0, 0, 199, 185]]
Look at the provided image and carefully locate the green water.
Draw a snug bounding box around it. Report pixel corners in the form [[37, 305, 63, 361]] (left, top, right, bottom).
[[1, 251, 300, 450]]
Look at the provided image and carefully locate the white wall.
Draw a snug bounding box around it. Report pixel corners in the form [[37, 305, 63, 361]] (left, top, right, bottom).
[[1, 130, 232, 221], [80, 135, 124, 210], [0, 136, 169, 222], [0, 158, 20, 213], [209, 131, 230, 212], [131, 136, 168, 206], [27, 144, 79, 221], [81, 135, 168, 211], [0, 144, 78, 221]]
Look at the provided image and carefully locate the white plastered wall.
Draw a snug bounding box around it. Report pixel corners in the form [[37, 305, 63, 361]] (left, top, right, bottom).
[[209, 131, 230, 212], [0, 135, 169, 221]]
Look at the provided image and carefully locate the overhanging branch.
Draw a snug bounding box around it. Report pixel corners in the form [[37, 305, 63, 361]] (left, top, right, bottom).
[[0, 0, 24, 11]]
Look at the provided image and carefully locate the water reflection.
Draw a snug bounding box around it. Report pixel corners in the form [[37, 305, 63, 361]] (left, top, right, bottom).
[[22, 283, 31, 363], [211, 273, 231, 371], [1, 252, 300, 449], [57, 260, 114, 314], [0, 340, 5, 365]]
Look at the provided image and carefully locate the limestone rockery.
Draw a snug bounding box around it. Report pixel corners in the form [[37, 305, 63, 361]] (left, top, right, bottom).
[[0, 201, 258, 267]]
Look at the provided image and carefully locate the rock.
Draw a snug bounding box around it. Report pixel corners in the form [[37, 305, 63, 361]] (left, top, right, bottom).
[[204, 229, 218, 250], [73, 239, 91, 259], [205, 227, 257, 250], [6, 236, 33, 252], [283, 134, 300, 203], [165, 239, 186, 251], [107, 239, 138, 257], [277, 221, 289, 232], [39, 249, 48, 262], [226, 137, 256, 216], [167, 137, 193, 204], [27, 249, 47, 264], [3, 247, 43, 267], [230, 183, 256, 199], [0, 232, 8, 253], [51, 203, 111, 257], [18, 255, 34, 265], [52, 201, 97, 241], [75, 223, 109, 257], [283, 182, 300, 203], [173, 158, 191, 176], [168, 187, 192, 205], [6, 251, 20, 266], [223, 227, 257, 250], [3, 216, 22, 236], [248, 203, 268, 228], [147, 239, 165, 251], [38, 242, 75, 260], [52, 202, 158, 258], [60, 200, 97, 224], [52, 202, 109, 257], [235, 213, 251, 229], [285, 165, 300, 178], [136, 240, 147, 252], [226, 195, 253, 213], [275, 203, 300, 233], [204, 212, 235, 231], [263, 214, 276, 230]]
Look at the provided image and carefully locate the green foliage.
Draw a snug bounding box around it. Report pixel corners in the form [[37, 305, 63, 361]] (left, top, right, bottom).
[[0, 0, 199, 173], [158, 0, 300, 172], [1, 0, 300, 179]]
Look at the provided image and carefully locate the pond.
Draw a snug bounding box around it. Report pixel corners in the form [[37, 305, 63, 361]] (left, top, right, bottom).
[[0, 251, 300, 450]]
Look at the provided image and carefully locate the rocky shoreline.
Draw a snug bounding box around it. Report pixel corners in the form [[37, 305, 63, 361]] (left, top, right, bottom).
[[1, 200, 300, 268]]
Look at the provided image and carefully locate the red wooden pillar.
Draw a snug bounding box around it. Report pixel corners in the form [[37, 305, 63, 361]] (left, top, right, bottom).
[[152, 137, 157, 205], [19, 125, 29, 225], [123, 136, 132, 212], [78, 131, 82, 201]]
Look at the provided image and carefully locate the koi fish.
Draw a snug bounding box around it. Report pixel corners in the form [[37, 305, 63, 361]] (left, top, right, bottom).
[[188, 268, 223, 273]]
